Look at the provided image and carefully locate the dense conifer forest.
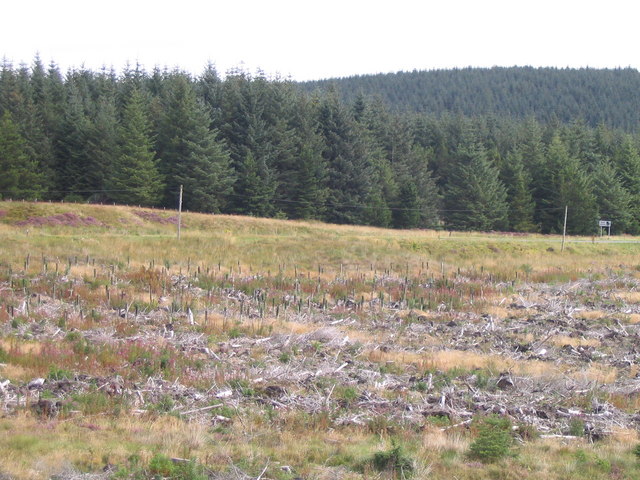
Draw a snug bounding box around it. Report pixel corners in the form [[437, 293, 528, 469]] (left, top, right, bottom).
[[2, 59, 640, 234], [302, 67, 640, 131]]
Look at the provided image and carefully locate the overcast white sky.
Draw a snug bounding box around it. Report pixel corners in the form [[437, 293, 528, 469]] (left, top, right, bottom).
[[2, 0, 639, 81]]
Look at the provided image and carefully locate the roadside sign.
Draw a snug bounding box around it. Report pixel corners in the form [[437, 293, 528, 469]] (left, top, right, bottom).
[[599, 220, 611, 236]]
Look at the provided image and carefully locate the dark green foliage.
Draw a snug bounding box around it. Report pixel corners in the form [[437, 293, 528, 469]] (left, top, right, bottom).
[[444, 143, 509, 231], [363, 190, 392, 227], [301, 66, 640, 131], [5, 58, 640, 233], [501, 150, 537, 232], [234, 151, 277, 217], [107, 87, 163, 206], [591, 160, 634, 234], [84, 93, 120, 201], [290, 143, 329, 219], [393, 182, 420, 229], [157, 73, 234, 213], [318, 89, 373, 224], [468, 415, 513, 462], [614, 137, 640, 233], [152, 395, 175, 414], [54, 76, 94, 198], [369, 441, 414, 477], [568, 418, 586, 437], [0, 111, 44, 199], [544, 136, 598, 234], [47, 366, 74, 381], [632, 443, 640, 459], [144, 454, 207, 480]]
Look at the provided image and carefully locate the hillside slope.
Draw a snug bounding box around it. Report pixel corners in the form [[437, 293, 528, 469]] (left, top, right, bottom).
[[2, 201, 640, 478], [1, 200, 639, 272], [300, 66, 640, 130]]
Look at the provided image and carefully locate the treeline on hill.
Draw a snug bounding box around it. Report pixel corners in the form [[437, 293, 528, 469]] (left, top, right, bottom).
[[302, 67, 640, 131], [2, 58, 640, 234]]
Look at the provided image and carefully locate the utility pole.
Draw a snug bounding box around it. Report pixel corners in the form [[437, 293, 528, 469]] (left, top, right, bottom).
[[177, 185, 183, 240], [561, 205, 568, 252]]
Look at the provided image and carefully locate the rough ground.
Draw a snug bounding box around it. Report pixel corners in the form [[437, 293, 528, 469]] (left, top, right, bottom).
[[3, 262, 640, 442]]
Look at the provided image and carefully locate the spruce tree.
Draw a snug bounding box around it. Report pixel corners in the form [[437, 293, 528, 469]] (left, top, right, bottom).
[[362, 190, 392, 228], [444, 143, 509, 231], [233, 102, 280, 217], [107, 87, 163, 206], [286, 95, 328, 220], [591, 159, 633, 234], [1, 58, 55, 199], [234, 151, 277, 216], [545, 136, 598, 234], [0, 111, 44, 199], [393, 143, 441, 229], [55, 80, 90, 199], [502, 150, 537, 232], [291, 143, 328, 219], [85, 96, 119, 200], [393, 181, 420, 229], [353, 98, 399, 228], [157, 73, 234, 213], [317, 89, 372, 224], [614, 136, 640, 232]]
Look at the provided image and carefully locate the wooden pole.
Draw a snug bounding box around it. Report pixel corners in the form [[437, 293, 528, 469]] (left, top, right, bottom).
[[177, 185, 183, 240], [561, 205, 568, 252]]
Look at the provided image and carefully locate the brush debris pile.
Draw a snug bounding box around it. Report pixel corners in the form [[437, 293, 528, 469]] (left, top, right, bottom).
[[2, 258, 640, 442]]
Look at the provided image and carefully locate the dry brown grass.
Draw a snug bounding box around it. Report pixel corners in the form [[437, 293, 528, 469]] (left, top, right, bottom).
[[4, 202, 640, 479], [548, 335, 600, 348], [0, 413, 215, 480], [606, 392, 640, 412], [421, 428, 469, 453], [0, 363, 35, 382], [363, 347, 621, 385], [482, 305, 533, 319], [613, 291, 640, 303], [515, 332, 600, 348], [626, 314, 640, 324], [576, 310, 608, 321], [572, 364, 618, 384], [4, 200, 640, 278]]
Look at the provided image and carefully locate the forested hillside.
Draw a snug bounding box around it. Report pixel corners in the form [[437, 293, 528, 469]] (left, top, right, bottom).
[[302, 67, 640, 131], [2, 59, 640, 234]]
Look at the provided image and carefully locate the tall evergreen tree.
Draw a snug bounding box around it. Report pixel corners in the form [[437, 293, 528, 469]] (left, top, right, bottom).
[[362, 190, 393, 227], [393, 181, 420, 229], [317, 89, 372, 224], [444, 143, 509, 231], [614, 136, 640, 232], [31, 59, 66, 195], [286, 95, 328, 220], [591, 159, 634, 234], [55, 80, 91, 199], [157, 73, 234, 213], [545, 135, 598, 234], [233, 97, 280, 216], [501, 150, 537, 232], [516, 118, 548, 228], [234, 151, 277, 216], [354, 98, 398, 227], [0, 111, 44, 199], [84, 95, 119, 200], [107, 87, 163, 206], [290, 142, 328, 219]]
